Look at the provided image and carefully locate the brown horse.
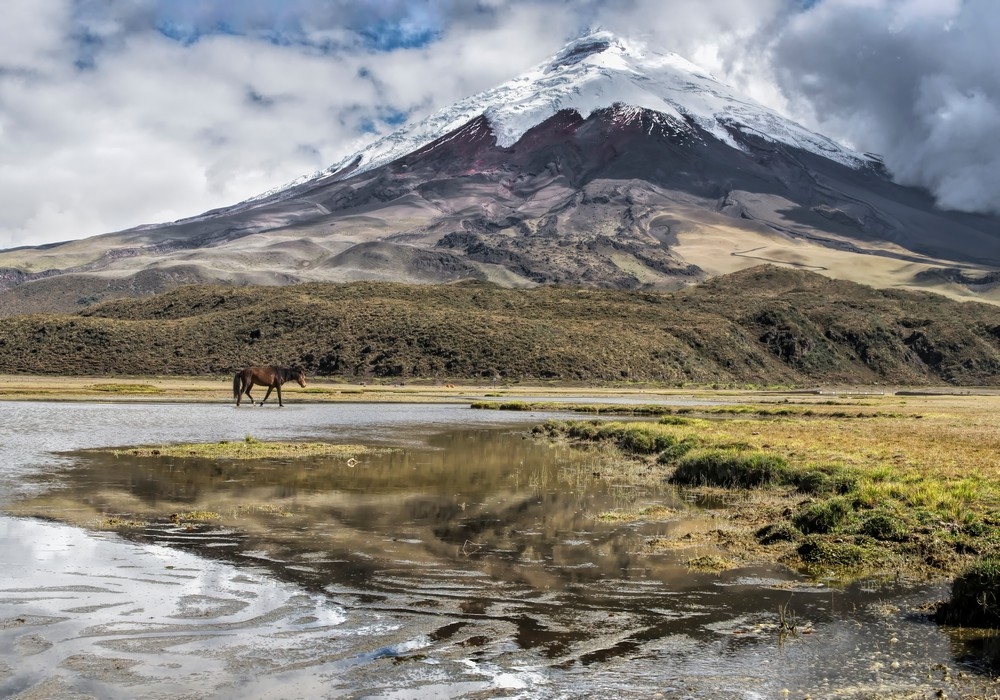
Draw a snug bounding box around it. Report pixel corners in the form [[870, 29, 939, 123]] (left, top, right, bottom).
[[233, 365, 306, 407]]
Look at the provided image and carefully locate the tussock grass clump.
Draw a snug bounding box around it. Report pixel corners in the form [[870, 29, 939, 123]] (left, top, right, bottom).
[[859, 509, 913, 542], [670, 449, 791, 489], [756, 522, 800, 545], [532, 420, 570, 437], [792, 497, 853, 534], [564, 421, 682, 455], [472, 400, 539, 411], [937, 557, 1000, 627], [797, 536, 881, 568], [656, 436, 698, 464], [791, 466, 858, 495]]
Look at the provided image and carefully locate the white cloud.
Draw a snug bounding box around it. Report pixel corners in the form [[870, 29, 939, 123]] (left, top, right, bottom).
[[0, 0, 73, 75], [0, 24, 385, 247], [771, 0, 1000, 215]]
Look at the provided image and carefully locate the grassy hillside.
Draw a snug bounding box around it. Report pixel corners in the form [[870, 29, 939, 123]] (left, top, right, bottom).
[[3, 265, 1000, 385]]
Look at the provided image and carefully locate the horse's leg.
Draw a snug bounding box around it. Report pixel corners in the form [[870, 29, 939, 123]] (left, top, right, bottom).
[[245, 379, 255, 405], [259, 386, 274, 406], [276, 383, 283, 407]]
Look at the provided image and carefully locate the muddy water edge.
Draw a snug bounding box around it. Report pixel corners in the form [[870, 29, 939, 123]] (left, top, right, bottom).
[[0, 400, 997, 699]]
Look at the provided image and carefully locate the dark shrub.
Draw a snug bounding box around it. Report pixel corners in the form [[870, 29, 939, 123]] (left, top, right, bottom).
[[962, 520, 989, 537]]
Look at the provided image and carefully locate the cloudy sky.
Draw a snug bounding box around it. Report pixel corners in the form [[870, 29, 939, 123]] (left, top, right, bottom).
[[1, 0, 997, 249]]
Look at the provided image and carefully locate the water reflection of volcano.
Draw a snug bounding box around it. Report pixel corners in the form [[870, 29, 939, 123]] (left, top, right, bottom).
[[12, 424, 985, 697]]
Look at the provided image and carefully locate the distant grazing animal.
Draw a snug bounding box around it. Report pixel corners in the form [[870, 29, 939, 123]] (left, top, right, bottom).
[[233, 365, 306, 407]]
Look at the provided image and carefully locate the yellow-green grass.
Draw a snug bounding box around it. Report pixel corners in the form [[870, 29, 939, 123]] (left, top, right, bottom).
[[112, 435, 380, 460], [567, 410, 1000, 518], [540, 399, 1000, 582], [597, 505, 677, 522]]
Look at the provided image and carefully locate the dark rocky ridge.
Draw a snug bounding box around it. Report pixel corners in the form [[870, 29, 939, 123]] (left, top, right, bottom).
[[4, 266, 1000, 386]]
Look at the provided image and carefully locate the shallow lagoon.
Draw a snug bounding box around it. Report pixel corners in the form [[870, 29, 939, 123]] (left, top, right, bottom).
[[0, 401, 995, 698]]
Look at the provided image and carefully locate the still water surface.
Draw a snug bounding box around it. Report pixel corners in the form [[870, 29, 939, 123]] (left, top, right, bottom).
[[0, 401, 995, 698]]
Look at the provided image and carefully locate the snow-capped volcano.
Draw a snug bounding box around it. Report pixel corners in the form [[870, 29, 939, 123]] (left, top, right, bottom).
[[276, 31, 873, 196], [4, 31, 1000, 315]]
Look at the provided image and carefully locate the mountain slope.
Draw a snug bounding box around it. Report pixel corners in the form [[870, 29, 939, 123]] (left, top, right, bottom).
[[2, 32, 1000, 315]]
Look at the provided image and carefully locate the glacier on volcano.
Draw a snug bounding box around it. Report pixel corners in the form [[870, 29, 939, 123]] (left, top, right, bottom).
[[259, 31, 877, 201]]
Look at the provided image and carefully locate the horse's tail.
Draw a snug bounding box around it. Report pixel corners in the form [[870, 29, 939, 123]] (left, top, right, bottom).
[[233, 371, 242, 400]]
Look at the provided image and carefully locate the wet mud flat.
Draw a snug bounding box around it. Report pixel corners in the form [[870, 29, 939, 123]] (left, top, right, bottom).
[[1, 402, 999, 698]]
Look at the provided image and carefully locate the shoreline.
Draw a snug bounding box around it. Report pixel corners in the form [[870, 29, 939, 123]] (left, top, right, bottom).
[[4, 374, 1000, 404]]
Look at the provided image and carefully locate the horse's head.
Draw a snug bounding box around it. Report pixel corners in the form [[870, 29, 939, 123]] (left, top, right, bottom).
[[295, 368, 307, 388]]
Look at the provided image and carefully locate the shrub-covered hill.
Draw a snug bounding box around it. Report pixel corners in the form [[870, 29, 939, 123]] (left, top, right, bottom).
[[3, 265, 1000, 385]]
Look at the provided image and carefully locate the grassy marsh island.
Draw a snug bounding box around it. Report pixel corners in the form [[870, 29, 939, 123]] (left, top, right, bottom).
[[59, 438, 392, 532], [111, 435, 382, 460]]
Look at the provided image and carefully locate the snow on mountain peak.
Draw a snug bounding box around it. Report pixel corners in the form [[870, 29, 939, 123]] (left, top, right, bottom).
[[258, 32, 875, 200]]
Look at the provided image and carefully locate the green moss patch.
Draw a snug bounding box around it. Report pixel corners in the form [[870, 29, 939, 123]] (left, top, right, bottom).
[[597, 505, 677, 522], [99, 516, 147, 529]]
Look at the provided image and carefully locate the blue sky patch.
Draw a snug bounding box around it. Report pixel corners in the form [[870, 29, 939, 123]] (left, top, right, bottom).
[[359, 21, 440, 52]]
